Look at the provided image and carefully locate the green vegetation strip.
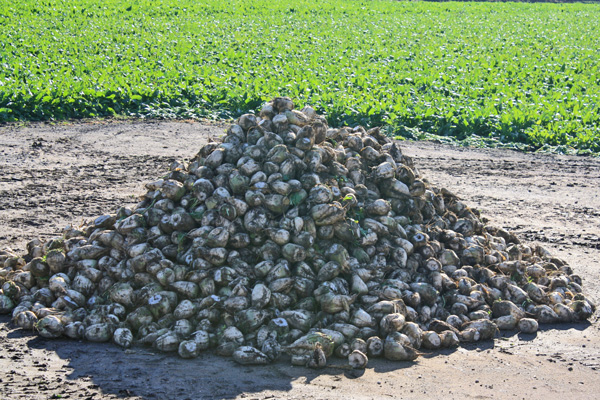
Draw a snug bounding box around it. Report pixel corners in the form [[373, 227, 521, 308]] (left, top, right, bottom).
[[1, 0, 599, 154]]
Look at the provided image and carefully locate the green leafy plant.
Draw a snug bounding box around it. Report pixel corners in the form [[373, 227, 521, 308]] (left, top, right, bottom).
[[177, 232, 189, 253], [189, 209, 205, 220], [0, 0, 598, 154]]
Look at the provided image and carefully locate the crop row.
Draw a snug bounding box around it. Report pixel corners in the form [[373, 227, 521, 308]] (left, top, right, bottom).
[[0, 0, 599, 152]]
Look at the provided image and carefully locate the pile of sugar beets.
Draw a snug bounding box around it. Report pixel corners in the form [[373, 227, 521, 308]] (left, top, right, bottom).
[[0, 97, 596, 369]]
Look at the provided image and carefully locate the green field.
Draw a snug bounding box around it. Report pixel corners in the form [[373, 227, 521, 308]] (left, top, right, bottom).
[[1, 0, 599, 153]]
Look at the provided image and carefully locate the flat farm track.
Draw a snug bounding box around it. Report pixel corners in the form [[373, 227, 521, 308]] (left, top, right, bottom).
[[1, 120, 599, 400]]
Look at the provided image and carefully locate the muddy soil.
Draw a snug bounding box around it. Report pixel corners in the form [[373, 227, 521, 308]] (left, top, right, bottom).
[[1, 120, 599, 400]]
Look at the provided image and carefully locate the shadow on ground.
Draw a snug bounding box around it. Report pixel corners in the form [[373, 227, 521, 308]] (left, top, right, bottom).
[[2, 314, 596, 400], [1, 315, 418, 400]]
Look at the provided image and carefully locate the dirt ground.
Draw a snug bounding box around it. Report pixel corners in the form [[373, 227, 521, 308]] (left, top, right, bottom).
[[0, 120, 599, 400]]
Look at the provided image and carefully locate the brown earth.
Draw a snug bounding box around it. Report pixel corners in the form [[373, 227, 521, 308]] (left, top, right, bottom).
[[0, 120, 599, 400]]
